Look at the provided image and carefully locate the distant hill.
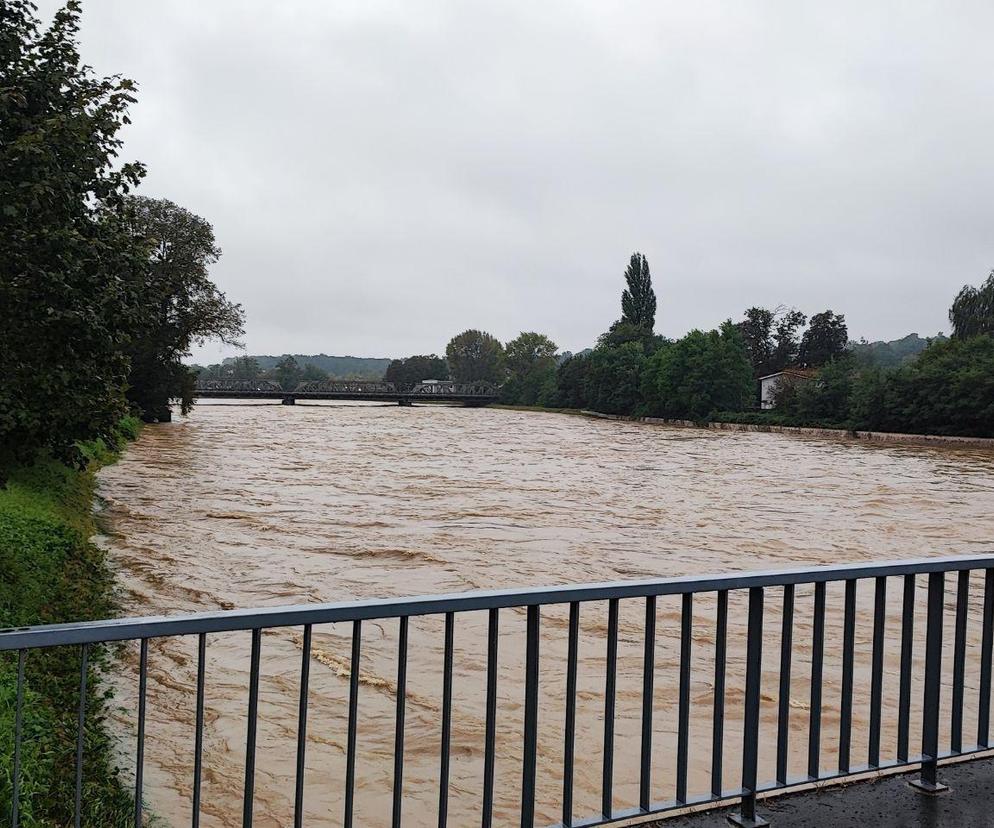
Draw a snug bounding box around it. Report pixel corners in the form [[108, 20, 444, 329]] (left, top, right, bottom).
[[849, 333, 947, 368], [224, 353, 392, 379]]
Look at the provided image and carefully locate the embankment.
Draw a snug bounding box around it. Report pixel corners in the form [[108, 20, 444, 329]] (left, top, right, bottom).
[[579, 410, 994, 448], [1, 419, 140, 827]]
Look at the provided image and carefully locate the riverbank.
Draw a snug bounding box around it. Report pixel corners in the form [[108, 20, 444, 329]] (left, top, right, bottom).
[[0, 419, 140, 826], [577, 410, 994, 448]]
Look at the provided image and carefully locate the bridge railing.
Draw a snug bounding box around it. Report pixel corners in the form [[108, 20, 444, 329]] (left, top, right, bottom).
[[2, 554, 993, 827]]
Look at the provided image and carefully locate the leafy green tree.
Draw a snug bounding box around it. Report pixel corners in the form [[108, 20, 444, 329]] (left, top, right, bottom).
[[300, 363, 330, 382], [784, 360, 854, 425], [598, 319, 667, 354], [230, 356, 261, 380], [554, 353, 590, 409], [501, 332, 558, 405], [125, 196, 244, 421], [0, 1, 148, 471], [643, 322, 753, 419], [620, 252, 656, 330], [384, 354, 449, 385], [798, 310, 847, 367], [445, 330, 504, 383], [274, 355, 302, 390], [772, 308, 807, 370], [738, 307, 776, 377], [950, 271, 994, 339], [583, 342, 648, 415]]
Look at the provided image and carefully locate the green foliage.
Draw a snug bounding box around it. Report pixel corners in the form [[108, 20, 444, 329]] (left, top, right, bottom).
[[642, 322, 754, 419], [274, 355, 302, 390], [777, 359, 854, 425], [224, 354, 392, 380], [500, 333, 558, 405], [849, 333, 946, 368], [737, 306, 806, 377], [554, 353, 590, 409], [798, 310, 848, 367], [445, 329, 505, 383], [124, 196, 244, 420], [0, 433, 139, 826], [583, 342, 648, 415], [949, 270, 994, 339], [384, 354, 449, 385], [620, 252, 656, 331], [0, 0, 148, 469]]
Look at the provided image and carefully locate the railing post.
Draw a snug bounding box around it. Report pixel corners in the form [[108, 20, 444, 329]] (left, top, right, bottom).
[[729, 587, 769, 827], [910, 571, 949, 794]]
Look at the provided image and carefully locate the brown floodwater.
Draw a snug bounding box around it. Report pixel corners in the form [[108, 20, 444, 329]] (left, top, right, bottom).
[[94, 403, 994, 827]]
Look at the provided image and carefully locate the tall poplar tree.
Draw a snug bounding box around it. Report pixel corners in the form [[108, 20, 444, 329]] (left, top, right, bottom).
[[620, 252, 657, 331]]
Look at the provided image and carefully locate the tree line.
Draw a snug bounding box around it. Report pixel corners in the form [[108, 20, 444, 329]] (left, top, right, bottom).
[[1, 2, 242, 473], [428, 255, 994, 438]]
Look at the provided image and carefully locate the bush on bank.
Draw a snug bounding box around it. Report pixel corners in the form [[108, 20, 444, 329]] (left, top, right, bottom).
[[0, 417, 141, 827]]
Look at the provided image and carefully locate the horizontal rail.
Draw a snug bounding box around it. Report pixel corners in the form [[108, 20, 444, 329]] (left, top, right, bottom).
[[2, 554, 991, 650]]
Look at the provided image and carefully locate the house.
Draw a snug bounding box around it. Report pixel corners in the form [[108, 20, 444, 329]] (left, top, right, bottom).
[[758, 369, 817, 409]]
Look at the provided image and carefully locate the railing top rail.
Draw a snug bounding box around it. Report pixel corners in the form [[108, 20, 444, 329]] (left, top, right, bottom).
[[2, 553, 992, 651]]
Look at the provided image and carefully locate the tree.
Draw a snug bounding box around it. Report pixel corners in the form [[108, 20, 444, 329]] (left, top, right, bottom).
[[798, 310, 847, 367], [738, 307, 776, 377], [384, 354, 449, 386], [598, 319, 666, 354], [772, 308, 807, 370], [274, 356, 302, 390], [501, 332, 558, 405], [555, 353, 590, 409], [445, 330, 504, 383], [950, 271, 994, 339], [583, 342, 648, 415], [620, 252, 656, 331], [124, 197, 244, 421], [230, 356, 261, 380], [300, 363, 329, 382], [643, 322, 754, 419], [0, 1, 148, 471]]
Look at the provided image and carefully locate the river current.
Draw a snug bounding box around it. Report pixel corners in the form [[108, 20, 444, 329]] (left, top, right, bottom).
[[94, 403, 994, 827]]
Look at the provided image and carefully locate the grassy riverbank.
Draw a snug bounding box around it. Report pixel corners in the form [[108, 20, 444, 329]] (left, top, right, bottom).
[[1, 418, 140, 827]]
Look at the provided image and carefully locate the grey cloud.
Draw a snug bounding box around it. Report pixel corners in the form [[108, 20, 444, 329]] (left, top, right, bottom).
[[37, 0, 994, 361]]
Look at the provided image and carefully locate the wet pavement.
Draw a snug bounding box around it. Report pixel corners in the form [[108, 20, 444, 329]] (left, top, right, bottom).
[[657, 758, 994, 827]]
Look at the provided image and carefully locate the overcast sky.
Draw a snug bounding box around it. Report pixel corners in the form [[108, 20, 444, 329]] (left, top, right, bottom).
[[38, 1, 994, 362]]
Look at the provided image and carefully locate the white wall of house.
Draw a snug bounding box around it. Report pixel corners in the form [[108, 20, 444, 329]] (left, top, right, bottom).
[[760, 375, 782, 409]]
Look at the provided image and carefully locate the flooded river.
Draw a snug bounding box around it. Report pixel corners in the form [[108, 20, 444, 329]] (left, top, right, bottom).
[[95, 403, 994, 827]]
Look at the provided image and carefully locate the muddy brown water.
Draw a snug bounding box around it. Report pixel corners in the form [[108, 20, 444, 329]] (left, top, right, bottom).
[[93, 403, 994, 827]]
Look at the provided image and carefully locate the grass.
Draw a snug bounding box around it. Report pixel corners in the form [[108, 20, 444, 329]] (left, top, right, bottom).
[[0, 417, 141, 827]]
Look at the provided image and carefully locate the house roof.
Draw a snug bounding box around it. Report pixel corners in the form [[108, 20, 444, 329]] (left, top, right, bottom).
[[757, 368, 818, 382]]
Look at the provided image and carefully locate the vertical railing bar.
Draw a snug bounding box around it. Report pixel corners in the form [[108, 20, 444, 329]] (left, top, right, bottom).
[[242, 628, 262, 828], [481, 610, 498, 828], [951, 570, 969, 753], [897, 574, 915, 762], [135, 638, 149, 828], [640, 595, 656, 812], [711, 590, 728, 798], [293, 624, 312, 828], [807, 581, 825, 780], [868, 577, 886, 768], [775, 584, 794, 786], [74, 642, 89, 828], [979, 569, 994, 748], [438, 612, 455, 828], [676, 593, 692, 804], [192, 633, 206, 828], [838, 579, 856, 773], [344, 619, 362, 828], [602, 598, 619, 820], [393, 616, 409, 828], [520, 605, 540, 828], [916, 572, 945, 791], [11, 649, 26, 828], [734, 587, 765, 826], [563, 602, 579, 828]]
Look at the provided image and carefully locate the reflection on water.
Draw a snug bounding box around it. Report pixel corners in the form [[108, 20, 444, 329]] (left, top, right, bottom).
[[95, 403, 994, 826]]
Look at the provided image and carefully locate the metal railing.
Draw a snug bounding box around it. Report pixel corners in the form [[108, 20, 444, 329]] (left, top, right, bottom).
[[2, 554, 993, 827]]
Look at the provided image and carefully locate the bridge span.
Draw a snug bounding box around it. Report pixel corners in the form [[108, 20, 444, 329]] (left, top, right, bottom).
[[193, 379, 500, 406]]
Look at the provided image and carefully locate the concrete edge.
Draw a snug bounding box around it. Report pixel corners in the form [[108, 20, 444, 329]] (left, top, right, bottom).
[[578, 411, 994, 449]]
